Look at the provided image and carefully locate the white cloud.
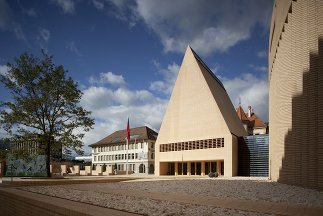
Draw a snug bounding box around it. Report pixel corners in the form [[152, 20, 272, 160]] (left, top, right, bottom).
[[23, 8, 37, 17], [80, 84, 167, 154], [221, 73, 268, 122], [249, 64, 268, 73], [149, 62, 180, 95], [39, 28, 50, 43], [0, 0, 11, 30], [92, 0, 104, 10], [101, 72, 125, 85], [13, 25, 26, 41], [89, 72, 125, 86], [0, 64, 8, 76], [66, 41, 81, 56], [51, 0, 75, 14], [257, 50, 267, 58], [108, 0, 273, 56]]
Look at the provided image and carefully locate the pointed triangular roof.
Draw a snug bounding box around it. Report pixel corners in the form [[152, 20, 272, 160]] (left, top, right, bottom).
[[236, 106, 249, 121], [156, 46, 247, 144]]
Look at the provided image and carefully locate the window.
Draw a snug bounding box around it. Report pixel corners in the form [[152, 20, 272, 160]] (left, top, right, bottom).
[[135, 153, 138, 159], [151, 153, 154, 159], [94, 156, 96, 161], [132, 153, 134, 159], [141, 143, 143, 148]]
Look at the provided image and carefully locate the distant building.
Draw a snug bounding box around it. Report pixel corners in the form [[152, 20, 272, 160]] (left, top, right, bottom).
[[74, 156, 92, 162], [90, 126, 158, 174], [269, 0, 323, 190], [10, 135, 62, 161], [236, 105, 267, 135], [155, 46, 247, 177]]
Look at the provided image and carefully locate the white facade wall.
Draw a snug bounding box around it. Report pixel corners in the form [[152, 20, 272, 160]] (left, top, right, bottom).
[[91, 140, 155, 174]]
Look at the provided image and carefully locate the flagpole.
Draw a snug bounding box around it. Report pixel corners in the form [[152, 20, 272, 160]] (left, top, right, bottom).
[[126, 118, 130, 176], [126, 137, 128, 175]]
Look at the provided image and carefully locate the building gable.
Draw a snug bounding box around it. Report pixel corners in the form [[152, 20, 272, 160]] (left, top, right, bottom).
[[156, 46, 246, 145]]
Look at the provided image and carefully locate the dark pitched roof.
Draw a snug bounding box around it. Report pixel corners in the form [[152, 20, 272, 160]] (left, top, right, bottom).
[[189, 46, 226, 91], [89, 126, 158, 147]]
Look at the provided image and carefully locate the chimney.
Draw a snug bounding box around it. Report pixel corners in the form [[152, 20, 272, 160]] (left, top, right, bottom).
[[248, 106, 252, 117]]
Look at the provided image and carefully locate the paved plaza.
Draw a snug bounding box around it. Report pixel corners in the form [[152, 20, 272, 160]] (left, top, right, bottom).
[[1, 176, 323, 215]]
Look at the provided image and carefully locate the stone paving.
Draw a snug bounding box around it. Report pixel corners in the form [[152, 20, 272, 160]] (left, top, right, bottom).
[[62, 183, 323, 216], [1, 176, 323, 215]]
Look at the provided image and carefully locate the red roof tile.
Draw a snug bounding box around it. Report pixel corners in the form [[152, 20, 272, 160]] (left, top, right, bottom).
[[89, 126, 158, 147], [236, 106, 249, 121]]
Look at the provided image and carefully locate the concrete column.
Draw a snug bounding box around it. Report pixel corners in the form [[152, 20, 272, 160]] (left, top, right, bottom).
[[61, 165, 67, 176], [85, 166, 92, 176], [217, 161, 221, 175], [209, 162, 212, 173], [97, 165, 103, 176], [201, 161, 205, 176], [175, 162, 178, 176], [74, 165, 80, 176], [187, 162, 191, 176]]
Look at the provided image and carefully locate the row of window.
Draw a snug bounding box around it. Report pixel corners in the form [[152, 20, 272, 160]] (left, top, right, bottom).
[[159, 138, 224, 152], [93, 152, 155, 162], [93, 142, 155, 153]]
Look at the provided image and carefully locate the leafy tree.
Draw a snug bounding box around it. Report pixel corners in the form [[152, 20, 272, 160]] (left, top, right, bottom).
[[0, 138, 10, 159], [0, 51, 94, 177]]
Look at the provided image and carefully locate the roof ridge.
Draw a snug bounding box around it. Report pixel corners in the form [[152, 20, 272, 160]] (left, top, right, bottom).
[[189, 46, 226, 91]]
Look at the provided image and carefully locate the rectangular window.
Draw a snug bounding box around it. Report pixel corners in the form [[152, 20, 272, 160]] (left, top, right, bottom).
[[135, 153, 138, 159], [94, 156, 96, 161]]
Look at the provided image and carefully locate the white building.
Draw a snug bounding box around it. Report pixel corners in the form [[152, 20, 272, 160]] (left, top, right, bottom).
[[89, 126, 158, 174]]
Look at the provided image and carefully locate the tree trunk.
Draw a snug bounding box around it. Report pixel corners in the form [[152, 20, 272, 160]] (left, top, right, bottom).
[[46, 137, 51, 177]]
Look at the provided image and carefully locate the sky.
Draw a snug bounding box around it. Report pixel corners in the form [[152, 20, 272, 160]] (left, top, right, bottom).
[[0, 0, 273, 154]]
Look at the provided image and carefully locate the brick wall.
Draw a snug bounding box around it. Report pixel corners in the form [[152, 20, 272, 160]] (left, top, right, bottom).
[[269, 0, 323, 190]]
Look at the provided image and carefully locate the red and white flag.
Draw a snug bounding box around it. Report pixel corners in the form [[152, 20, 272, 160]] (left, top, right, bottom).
[[126, 118, 130, 141]]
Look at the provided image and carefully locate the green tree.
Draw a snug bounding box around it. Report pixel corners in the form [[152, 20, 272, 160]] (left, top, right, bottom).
[[0, 51, 94, 177]]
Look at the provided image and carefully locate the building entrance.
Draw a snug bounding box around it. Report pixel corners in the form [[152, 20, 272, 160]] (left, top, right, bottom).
[[178, 162, 187, 175], [167, 162, 175, 175], [190, 162, 201, 175]]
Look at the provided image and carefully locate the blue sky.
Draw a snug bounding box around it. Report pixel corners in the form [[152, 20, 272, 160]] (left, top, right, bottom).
[[0, 0, 273, 154]]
